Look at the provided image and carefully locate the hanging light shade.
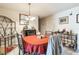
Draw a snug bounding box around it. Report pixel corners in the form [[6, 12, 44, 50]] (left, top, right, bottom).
[[27, 3, 36, 21]]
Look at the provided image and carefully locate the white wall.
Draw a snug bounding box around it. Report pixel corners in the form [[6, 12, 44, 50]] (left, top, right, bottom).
[[53, 7, 79, 32], [0, 8, 39, 33], [40, 6, 79, 52], [40, 16, 54, 34]]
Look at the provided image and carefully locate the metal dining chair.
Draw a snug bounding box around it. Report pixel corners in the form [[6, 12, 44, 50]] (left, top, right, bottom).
[[16, 33, 25, 55]]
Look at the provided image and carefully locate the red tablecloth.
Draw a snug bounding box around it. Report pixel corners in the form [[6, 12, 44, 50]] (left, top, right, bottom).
[[23, 35, 48, 54]]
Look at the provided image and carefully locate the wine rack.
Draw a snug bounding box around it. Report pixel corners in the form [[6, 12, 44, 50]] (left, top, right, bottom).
[[62, 34, 77, 51]]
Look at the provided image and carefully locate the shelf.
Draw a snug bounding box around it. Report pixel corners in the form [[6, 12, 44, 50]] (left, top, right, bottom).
[[62, 34, 77, 51]]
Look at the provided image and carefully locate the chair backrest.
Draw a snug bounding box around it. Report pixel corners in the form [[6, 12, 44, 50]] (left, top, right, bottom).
[[16, 33, 24, 54]]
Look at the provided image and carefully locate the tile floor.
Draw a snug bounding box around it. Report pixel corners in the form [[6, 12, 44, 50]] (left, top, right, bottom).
[[62, 47, 79, 55], [7, 46, 79, 55]]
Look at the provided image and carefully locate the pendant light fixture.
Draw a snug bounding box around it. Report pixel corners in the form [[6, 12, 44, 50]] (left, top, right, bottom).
[[27, 3, 36, 21]]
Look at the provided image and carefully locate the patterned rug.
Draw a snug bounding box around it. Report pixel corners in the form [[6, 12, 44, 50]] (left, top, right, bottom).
[[0, 45, 17, 55]]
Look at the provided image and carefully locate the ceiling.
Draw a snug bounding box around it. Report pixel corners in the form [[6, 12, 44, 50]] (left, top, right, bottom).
[[0, 3, 79, 18]]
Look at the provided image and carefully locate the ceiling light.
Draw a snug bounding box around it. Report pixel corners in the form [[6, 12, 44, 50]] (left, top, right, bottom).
[[27, 3, 36, 21]]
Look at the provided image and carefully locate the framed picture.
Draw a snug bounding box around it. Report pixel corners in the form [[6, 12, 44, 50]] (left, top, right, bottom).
[[59, 16, 69, 24], [19, 14, 29, 25], [76, 14, 79, 23]]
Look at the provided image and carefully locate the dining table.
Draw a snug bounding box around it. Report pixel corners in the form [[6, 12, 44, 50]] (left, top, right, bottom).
[[23, 35, 48, 55]]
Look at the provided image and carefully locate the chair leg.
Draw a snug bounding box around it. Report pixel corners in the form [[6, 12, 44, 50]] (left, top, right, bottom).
[[19, 49, 20, 55], [22, 50, 24, 55]]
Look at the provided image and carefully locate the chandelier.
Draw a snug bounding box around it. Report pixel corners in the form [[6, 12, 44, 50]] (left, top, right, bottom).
[[26, 3, 36, 21]]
